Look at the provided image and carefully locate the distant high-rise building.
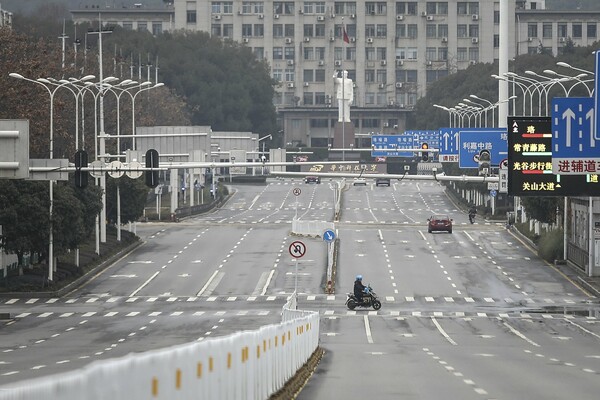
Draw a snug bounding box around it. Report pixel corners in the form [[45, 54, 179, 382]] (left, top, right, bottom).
[[71, 0, 600, 147]]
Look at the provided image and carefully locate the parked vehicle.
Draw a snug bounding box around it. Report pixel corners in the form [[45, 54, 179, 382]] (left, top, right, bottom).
[[353, 178, 367, 186]]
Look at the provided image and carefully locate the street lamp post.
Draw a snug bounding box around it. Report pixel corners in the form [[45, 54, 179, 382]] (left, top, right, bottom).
[[433, 104, 453, 127], [556, 61, 595, 77], [8, 73, 94, 281], [544, 69, 593, 97], [131, 82, 163, 150]]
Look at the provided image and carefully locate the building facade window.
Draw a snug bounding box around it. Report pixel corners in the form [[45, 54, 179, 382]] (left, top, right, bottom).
[[303, 70, 314, 82], [253, 47, 264, 60], [558, 23, 567, 37], [304, 47, 314, 60], [407, 24, 418, 38], [274, 2, 295, 14], [315, 69, 326, 81], [572, 23, 582, 38], [542, 23, 552, 38], [527, 23, 538, 38], [587, 23, 597, 38], [303, 92, 314, 105], [438, 24, 448, 37]]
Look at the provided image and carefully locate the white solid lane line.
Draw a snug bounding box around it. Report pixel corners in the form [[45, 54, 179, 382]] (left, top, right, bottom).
[[364, 315, 374, 344], [129, 271, 160, 297]]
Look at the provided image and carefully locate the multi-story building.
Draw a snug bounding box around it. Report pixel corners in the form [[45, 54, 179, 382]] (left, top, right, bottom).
[[71, 2, 174, 35], [71, 1, 600, 148]]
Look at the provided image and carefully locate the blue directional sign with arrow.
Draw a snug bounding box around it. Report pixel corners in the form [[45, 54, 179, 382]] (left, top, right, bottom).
[[439, 128, 460, 162], [323, 229, 336, 243], [458, 128, 507, 169], [408, 130, 440, 149], [551, 97, 597, 175]]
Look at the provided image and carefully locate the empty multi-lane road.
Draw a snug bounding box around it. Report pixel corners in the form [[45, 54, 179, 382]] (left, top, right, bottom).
[[2, 178, 599, 399]]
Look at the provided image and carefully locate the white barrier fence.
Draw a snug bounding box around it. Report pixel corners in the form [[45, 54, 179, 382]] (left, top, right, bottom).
[[291, 219, 334, 237], [0, 294, 319, 400]]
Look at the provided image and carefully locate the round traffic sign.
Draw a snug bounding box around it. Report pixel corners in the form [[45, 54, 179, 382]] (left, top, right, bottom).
[[490, 189, 497, 197], [89, 160, 104, 178], [108, 161, 124, 178], [289, 241, 306, 258], [323, 229, 336, 243], [126, 161, 143, 179], [293, 187, 301, 196], [499, 158, 508, 170]]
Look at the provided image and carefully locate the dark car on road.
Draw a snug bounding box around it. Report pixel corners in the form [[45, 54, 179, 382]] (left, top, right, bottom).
[[427, 215, 453, 233], [376, 178, 391, 187], [305, 176, 321, 184]]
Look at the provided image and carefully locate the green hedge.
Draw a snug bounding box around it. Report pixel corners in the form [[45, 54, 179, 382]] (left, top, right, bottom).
[[537, 229, 564, 262]]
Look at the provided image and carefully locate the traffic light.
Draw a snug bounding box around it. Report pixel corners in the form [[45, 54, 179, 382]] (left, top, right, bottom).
[[421, 143, 429, 162], [145, 149, 160, 188], [74, 150, 89, 189], [478, 149, 491, 176]]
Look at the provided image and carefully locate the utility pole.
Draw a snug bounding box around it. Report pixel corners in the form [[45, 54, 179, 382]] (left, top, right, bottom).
[[88, 14, 112, 243]]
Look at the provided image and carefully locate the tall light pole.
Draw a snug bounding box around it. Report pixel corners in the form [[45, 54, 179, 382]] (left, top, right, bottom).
[[469, 95, 494, 126], [8, 73, 94, 281], [433, 104, 453, 127], [131, 82, 163, 150]]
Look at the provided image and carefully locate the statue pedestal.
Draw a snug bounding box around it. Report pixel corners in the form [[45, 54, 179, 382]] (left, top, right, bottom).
[[330, 122, 358, 160], [332, 121, 355, 149]]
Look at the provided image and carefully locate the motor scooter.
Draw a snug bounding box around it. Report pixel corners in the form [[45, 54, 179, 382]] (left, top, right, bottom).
[[345, 285, 382, 310]]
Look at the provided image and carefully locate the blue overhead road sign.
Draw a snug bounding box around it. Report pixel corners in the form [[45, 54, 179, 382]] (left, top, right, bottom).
[[458, 128, 507, 169], [439, 128, 460, 162], [596, 50, 600, 141], [552, 97, 595, 158], [371, 134, 415, 157], [408, 130, 440, 148]]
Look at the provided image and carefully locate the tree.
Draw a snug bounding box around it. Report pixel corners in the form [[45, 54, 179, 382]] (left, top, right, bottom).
[[105, 176, 148, 225], [520, 197, 562, 224], [0, 180, 49, 273]]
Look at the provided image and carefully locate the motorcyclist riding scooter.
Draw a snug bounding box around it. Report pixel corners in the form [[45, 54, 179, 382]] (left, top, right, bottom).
[[468, 205, 477, 224], [347, 275, 382, 310]]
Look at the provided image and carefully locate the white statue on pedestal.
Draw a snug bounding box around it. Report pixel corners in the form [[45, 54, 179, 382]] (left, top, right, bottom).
[[333, 70, 353, 122]]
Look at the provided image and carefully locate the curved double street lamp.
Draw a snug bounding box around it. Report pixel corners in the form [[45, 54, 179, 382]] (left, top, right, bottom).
[[544, 69, 593, 97], [8, 72, 95, 281], [131, 82, 164, 151], [433, 104, 454, 127]]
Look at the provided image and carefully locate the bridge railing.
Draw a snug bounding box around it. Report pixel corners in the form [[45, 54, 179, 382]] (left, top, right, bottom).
[[0, 295, 319, 400]]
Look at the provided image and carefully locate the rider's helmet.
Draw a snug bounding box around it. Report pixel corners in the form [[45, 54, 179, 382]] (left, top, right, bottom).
[[356, 275, 363, 281]]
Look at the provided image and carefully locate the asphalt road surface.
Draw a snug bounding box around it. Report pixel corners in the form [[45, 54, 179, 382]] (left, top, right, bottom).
[[2, 178, 599, 399]]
